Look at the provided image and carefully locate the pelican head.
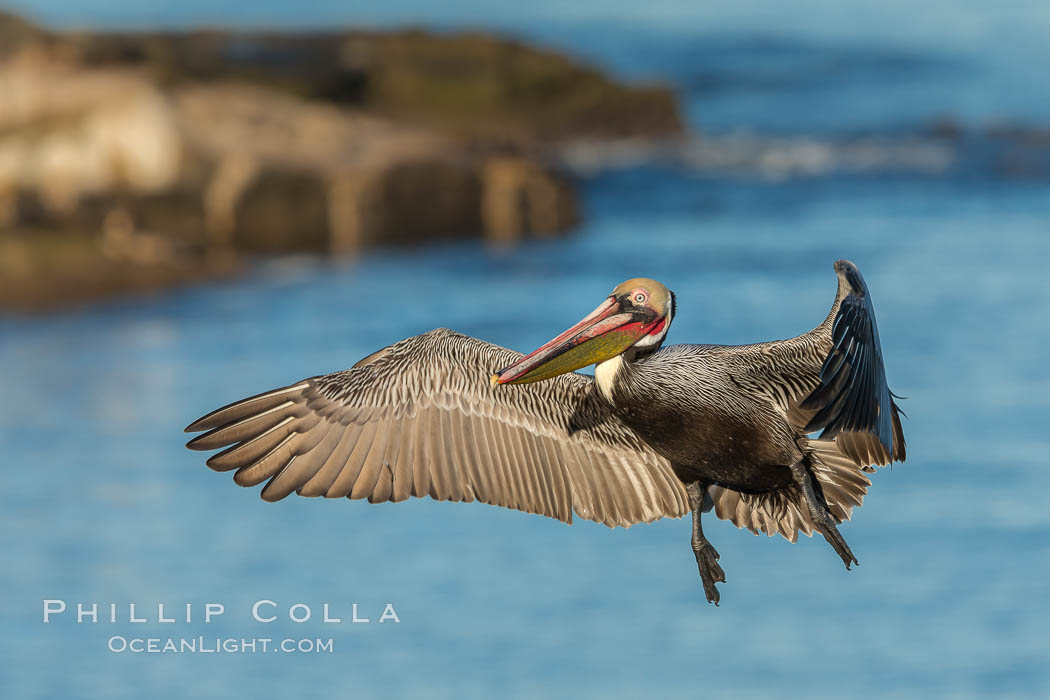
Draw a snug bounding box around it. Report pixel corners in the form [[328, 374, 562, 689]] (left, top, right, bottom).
[[492, 278, 675, 386]]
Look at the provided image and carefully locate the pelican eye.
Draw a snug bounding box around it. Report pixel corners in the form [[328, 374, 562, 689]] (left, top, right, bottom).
[[633, 292, 648, 304]]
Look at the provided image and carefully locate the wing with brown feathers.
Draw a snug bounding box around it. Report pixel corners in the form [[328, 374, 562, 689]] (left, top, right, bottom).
[[185, 328, 690, 528]]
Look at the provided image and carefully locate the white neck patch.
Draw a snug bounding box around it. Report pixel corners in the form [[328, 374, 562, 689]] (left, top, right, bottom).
[[594, 354, 624, 403]]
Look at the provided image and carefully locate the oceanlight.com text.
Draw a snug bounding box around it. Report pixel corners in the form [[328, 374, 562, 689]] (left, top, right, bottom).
[[107, 636, 335, 654]]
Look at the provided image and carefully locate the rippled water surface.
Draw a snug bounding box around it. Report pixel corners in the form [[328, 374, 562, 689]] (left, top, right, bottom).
[[3, 3, 1050, 698]]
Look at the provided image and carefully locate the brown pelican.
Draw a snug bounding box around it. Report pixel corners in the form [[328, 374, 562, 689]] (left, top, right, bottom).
[[185, 259, 905, 604]]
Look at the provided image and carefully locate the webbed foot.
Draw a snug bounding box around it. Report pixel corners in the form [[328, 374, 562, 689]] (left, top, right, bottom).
[[692, 539, 726, 605]]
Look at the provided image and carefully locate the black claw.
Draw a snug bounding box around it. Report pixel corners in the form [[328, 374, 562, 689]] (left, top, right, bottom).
[[793, 461, 859, 573], [700, 575, 720, 605], [818, 524, 858, 570]]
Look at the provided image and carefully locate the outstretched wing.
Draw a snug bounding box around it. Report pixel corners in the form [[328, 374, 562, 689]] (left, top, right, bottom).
[[185, 328, 689, 528], [798, 259, 906, 467]]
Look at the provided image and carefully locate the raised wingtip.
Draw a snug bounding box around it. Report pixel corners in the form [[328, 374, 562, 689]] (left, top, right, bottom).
[[833, 259, 857, 274], [833, 259, 868, 296]]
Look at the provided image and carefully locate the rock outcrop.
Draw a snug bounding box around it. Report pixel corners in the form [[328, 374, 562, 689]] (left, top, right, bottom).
[[0, 11, 680, 311]]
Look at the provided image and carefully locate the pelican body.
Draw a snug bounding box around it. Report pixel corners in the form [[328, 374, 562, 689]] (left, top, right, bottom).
[[186, 260, 905, 604]]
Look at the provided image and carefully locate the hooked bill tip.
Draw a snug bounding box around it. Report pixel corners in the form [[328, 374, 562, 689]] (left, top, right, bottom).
[[490, 373, 502, 387]]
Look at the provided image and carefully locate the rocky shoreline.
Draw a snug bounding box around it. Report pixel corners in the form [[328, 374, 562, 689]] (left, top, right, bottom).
[[0, 11, 682, 313]]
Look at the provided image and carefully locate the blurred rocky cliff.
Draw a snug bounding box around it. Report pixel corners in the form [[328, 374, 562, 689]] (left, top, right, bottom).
[[0, 11, 682, 311]]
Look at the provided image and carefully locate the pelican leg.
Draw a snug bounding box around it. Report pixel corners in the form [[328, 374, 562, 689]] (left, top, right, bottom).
[[790, 461, 858, 569], [687, 481, 725, 605]]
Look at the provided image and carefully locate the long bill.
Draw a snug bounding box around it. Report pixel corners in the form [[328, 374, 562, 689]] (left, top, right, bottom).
[[491, 296, 661, 386]]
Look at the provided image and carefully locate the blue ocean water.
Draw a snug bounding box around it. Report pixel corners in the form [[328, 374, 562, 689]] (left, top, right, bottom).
[[2, 3, 1050, 698]]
